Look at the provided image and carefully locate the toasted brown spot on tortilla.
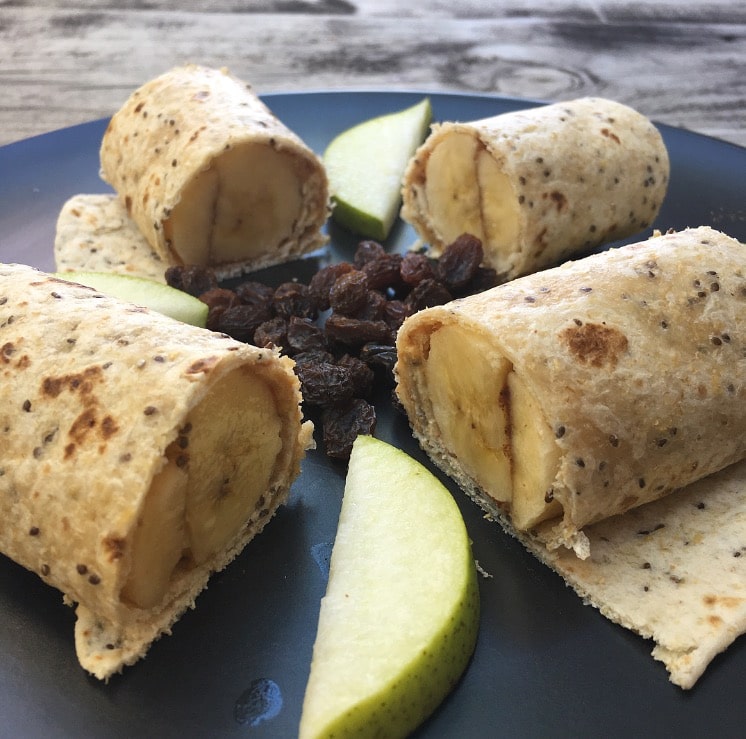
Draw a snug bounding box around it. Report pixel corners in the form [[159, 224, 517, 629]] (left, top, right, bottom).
[[601, 127, 621, 144], [101, 415, 119, 439], [186, 356, 219, 374], [69, 408, 97, 445], [102, 536, 126, 562], [42, 366, 103, 398], [560, 322, 629, 368], [549, 191, 568, 212], [1, 342, 15, 362]]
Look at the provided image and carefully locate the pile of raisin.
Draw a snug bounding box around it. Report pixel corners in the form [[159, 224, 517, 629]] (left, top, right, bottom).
[[165, 233, 499, 460]]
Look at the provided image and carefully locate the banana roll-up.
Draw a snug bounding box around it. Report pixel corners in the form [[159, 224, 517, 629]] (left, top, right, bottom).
[[0, 264, 313, 679]]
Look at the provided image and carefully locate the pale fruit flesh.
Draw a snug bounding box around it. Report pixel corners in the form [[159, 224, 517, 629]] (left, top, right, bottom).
[[120, 459, 188, 609], [299, 435, 479, 739], [416, 323, 562, 529], [425, 323, 513, 501], [164, 142, 312, 266], [423, 131, 521, 273], [324, 98, 432, 240], [54, 271, 208, 327], [184, 366, 283, 564], [120, 366, 283, 609], [508, 372, 563, 529]]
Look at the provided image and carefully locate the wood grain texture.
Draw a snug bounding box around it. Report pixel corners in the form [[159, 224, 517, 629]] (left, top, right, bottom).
[[0, 1, 744, 146]]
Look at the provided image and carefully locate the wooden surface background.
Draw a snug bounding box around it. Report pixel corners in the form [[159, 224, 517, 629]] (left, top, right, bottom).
[[0, 1, 745, 147]]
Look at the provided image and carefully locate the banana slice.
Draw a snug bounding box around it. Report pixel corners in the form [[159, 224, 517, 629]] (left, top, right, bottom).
[[401, 97, 669, 279], [183, 367, 283, 565]]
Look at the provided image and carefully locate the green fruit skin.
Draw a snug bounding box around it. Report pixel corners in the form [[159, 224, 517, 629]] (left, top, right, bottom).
[[324, 98, 432, 241], [329, 197, 388, 242], [305, 436, 481, 739], [316, 560, 479, 739], [53, 271, 208, 328]]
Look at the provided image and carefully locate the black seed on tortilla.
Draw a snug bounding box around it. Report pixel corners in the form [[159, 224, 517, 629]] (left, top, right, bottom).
[[143, 406, 158, 416], [29, 527, 39, 536], [88, 574, 101, 585], [76, 564, 88, 575], [22, 399, 31, 412]]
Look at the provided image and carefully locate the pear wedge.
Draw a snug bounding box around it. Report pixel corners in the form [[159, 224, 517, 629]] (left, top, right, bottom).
[[299, 435, 479, 739], [54, 271, 208, 327], [324, 98, 432, 240]]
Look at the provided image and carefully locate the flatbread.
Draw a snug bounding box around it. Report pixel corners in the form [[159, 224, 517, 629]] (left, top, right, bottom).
[[54, 193, 168, 282], [98, 64, 329, 279], [0, 263, 313, 679], [401, 97, 669, 279], [395, 226, 746, 687]]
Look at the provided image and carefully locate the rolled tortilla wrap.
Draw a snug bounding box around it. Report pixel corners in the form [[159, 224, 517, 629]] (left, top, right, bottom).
[[395, 226, 746, 555], [54, 193, 168, 283], [400, 97, 669, 279], [99, 64, 329, 279], [0, 263, 313, 679], [395, 226, 746, 687]]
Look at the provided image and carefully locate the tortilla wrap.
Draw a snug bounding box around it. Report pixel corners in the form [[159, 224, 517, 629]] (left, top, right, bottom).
[[0, 263, 313, 680], [395, 226, 746, 687], [54, 193, 168, 283], [400, 97, 669, 279], [99, 64, 329, 279]]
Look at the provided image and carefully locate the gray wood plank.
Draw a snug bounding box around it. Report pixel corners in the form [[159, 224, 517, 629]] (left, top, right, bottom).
[[0, 4, 743, 146]]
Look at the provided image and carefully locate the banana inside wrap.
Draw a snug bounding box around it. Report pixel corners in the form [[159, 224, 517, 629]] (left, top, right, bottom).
[[79, 64, 330, 281], [395, 226, 746, 687], [400, 97, 669, 279], [0, 264, 313, 679]]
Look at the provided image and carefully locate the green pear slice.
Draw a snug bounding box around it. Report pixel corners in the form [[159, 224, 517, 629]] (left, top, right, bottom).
[[324, 98, 432, 240], [299, 435, 479, 739], [54, 271, 208, 327]]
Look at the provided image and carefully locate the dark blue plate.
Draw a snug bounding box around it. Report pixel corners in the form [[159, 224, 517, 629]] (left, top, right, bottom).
[[1, 91, 745, 738]]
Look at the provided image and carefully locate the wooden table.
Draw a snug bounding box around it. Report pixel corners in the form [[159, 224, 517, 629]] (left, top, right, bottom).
[[1, 1, 744, 148]]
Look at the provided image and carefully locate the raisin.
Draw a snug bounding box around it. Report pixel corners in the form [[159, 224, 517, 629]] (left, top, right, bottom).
[[362, 253, 405, 293], [325, 314, 392, 348], [293, 348, 336, 366], [360, 342, 398, 384], [336, 354, 375, 398], [235, 280, 275, 310], [400, 252, 436, 286], [466, 265, 501, 294], [353, 240, 386, 268], [287, 316, 327, 355], [329, 270, 369, 316], [294, 360, 355, 408], [214, 304, 272, 343], [404, 278, 452, 312], [353, 289, 387, 321], [309, 262, 355, 311], [165, 265, 218, 297], [254, 316, 289, 349], [199, 287, 240, 311], [273, 282, 317, 319], [437, 233, 484, 291], [322, 398, 377, 460], [382, 299, 411, 331]]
